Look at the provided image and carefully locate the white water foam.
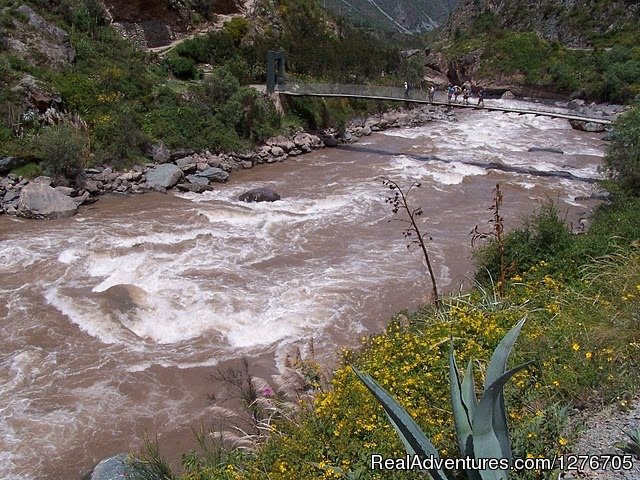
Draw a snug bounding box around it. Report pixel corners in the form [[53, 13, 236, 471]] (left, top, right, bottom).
[[382, 155, 487, 185]]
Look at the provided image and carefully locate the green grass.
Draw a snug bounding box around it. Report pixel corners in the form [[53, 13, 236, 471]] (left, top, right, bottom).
[[10, 162, 41, 178]]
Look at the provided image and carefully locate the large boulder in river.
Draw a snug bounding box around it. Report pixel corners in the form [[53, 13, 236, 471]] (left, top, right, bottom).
[[16, 182, 78, 219], [90, 453, 133, 480], [146, 164, 184, 189], [239, 187, 281, 203]]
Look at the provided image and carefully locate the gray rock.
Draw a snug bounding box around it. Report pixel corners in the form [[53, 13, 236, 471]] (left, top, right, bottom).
[[32, 176, 52, 186], [528, 147, 565, 154], [16, 183, 78, 219], [149, 142, 170, 164], [169, 148, 196, 161], [146, 164, 184, 189], [602, 131, 616, 141], [0, 157, 28, 175], [362, 125, 372, 136], [54, 186, 75, 196], [569, 120, 606, 133], [175, 155, 197, 171], [197, 167, 229, 183], [501, 90, 516, 100], [270, 146, 284, 157], [90, 454, 132, 480], [73, 192, 90, 205], [591, 191, 612, 201], [2, 190, 20, 208], [568, 99, 586, 110], [176, 183, 213, 193], [238, 187, 281, 203], [320, 135, 338, 148], [17, 5, 69, 44], [83, 180, 101, 194], [185, 174, 210, 186]]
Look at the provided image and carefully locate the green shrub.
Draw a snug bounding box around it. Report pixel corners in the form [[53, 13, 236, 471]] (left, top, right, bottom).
[[475, 201, 574, 281], [173, 36, 210, 64], [33, 124, 88, 179], [165, 53, 199, 80], [197, 64, 243, 105], [223, 16, 249, 45], [605, 106, 640, 194], [228, 87, 280, 142], [92, 108, 148, 166]]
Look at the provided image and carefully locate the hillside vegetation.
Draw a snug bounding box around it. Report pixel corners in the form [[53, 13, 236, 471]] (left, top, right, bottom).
[[0, 0, 421, 171], [432, 0, 640, 101]]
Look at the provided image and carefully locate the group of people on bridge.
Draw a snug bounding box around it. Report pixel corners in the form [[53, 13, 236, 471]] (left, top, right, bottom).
[[446, 83, 485, 106], [403, 81, 487, 106]]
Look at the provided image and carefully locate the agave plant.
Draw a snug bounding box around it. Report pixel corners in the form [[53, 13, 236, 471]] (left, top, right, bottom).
[[353, 318, 530, 480], [615, 427, 640, 460]]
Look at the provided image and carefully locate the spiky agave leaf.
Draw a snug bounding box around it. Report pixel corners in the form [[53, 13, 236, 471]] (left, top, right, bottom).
[[462, 359, 478, 422], [449, 342, 473, 456], [352, 367, 450, 480], [450, 346, 482, 480], [484, 317, 527, 462], [473, 361, 533, 480]]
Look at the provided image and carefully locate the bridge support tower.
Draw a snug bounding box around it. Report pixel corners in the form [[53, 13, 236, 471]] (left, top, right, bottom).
[[266, 50, 286, 94]]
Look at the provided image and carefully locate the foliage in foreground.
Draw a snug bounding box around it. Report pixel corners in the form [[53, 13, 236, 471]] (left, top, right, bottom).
[[355, 318, 529, 480], [154, 196, 640, 480]]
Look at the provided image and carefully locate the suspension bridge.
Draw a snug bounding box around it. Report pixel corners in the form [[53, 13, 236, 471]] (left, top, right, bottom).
[[274, 82, 612, 126]]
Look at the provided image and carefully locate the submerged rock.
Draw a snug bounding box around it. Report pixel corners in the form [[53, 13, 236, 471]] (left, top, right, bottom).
[[16, 182, 78, 219], [176, 183, 213, 193], [528, 147, 564, 154], [239, 187, 281, 203]]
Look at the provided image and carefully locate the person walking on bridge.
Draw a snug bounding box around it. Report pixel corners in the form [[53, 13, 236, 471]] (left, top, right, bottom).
[[404, 81, 409, 99], [428, 85, 435, 102], [477, 87, 485, 107], [463, 87, 470, 105]]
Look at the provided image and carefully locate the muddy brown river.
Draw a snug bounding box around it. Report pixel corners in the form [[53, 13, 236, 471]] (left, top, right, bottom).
[[0, 101, 605, 478]]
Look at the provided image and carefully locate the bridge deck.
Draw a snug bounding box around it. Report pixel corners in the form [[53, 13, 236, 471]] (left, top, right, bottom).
[[278, 89, 612, 126]]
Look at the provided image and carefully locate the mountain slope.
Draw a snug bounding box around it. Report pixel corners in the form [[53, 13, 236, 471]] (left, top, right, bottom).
[[446, 0, 640, 47], [322, 0, 459, 33], [423, 0, 640, 102]]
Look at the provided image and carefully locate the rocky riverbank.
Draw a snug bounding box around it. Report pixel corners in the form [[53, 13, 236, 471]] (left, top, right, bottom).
[[0, 105, 457, 219]]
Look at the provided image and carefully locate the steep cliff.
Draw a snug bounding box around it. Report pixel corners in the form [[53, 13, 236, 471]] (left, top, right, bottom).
[[321, 0, 459, 33]]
